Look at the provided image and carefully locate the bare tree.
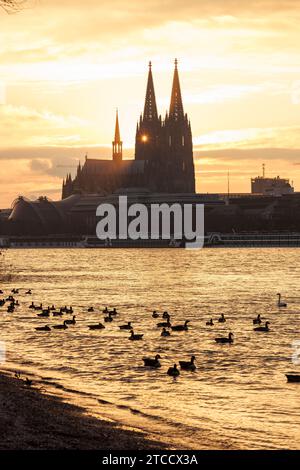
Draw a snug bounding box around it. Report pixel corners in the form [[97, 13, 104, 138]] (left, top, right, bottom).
[[0, 0, 28, 12]]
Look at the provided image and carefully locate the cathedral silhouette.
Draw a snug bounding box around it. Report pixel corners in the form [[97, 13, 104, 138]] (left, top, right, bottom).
[[62, 60, 195, 198]]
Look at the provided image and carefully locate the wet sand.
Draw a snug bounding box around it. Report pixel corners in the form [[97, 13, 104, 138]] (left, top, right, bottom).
[[0, 372, 167, 450]]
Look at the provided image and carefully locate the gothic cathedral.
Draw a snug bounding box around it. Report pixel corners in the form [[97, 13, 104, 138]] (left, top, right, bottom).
[[62, 60, 195, 198]]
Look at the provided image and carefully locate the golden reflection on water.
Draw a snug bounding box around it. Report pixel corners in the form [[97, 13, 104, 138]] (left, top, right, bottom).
[[1, 248, 300, 449]]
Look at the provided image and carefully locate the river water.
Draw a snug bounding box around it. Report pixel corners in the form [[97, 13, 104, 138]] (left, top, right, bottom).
[[0, 248, 300, 449]]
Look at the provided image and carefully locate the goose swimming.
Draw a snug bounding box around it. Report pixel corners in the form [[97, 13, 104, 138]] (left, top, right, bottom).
[[157, 320, 171, 328], [218, 314, 226, 323], [254, 321, 270, 332], [215, 332, 234, 344], [171, 320, 190, 331], [162, 311, 170, 319], [35, 325, 51, 331], [143, 354, 161, 368], [179, 355, 196, 371], [167, 364, 180, 377], [109, 308, 118, 315], [88, 307, 94, 312], [253, 314, 262, 325], [277, 293, 287, 307], [88, 323, 105, 330], [37, 311, 50, 318], [129, 330, 143, 341], [206, 319, 214, 326], [119, 322, 133, 330], [152, 310, 159, 318], [65, 315, 76, 325], [286, 374, 300, 383], [161, 328, 170, 337], [104, 313, 113, 322], [53, 310, 63, 316]]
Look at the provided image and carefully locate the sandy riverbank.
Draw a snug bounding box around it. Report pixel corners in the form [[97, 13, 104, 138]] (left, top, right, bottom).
[[0, 372, 168, 450]]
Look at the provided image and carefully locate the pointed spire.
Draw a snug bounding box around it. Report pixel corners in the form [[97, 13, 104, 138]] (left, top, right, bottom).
[[114, 108, 121, 143], [112, 109, 123, 162], [169, 58, 184, 121], [143, 61, 158, 122]]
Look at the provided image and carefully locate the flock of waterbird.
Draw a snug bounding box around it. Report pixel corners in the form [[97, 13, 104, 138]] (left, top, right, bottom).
[[0, 288, 298, 380]]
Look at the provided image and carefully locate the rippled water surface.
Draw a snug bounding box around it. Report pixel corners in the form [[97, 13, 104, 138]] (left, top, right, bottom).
[[1, 248, 300, 449]]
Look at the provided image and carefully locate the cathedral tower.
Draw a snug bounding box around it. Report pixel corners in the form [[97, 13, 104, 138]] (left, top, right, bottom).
[[135, 62, 161, 163], [163, 59, 195, 193]]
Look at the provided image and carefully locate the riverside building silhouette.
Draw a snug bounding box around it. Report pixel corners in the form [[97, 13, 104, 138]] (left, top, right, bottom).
[[62, 60, 195, 198]]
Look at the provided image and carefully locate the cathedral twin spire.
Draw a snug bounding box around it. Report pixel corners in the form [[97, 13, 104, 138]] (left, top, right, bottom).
[[169, 59, 184, 121], [143, 58, 184, 124], [143, 61, 158, 122]]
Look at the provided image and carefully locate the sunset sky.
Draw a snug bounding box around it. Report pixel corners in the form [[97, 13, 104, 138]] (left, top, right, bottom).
[[1, 0, 300, 207]]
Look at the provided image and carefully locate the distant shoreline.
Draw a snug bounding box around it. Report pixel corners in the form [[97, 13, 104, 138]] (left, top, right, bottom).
[[0, 371, 167, 450]]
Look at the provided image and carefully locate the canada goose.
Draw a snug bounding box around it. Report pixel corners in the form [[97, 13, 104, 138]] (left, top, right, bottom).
[[52, 321, 68, 330], [35, 325, 51, 331], [25, 290, 32, 295], [253, 314, 262, 325], [161, 328, 170, 337], [109, 308, 118, 315], [167, 364, 180, 377], [171, 320, 190, 331], [37, 311, 50, 318], [162, 311, 170, 319], [88, 307, 94, 312], [104, 313, 113, 322], [50, 305, 56, 311], [103, 307, 109, 313], [143, 354, 161, 368], [277, 293, 287, 307], [53, 310, 63, 316], [34, 304, 43, 311], [119, 322, 133, 330], [88, 323, 105, 330], [152, 311, 159, 318], [29, 302, 35, 309], [157, 320, 171, 328], [218, 314, 226, 323], [206, 319, 214, 326], [65, 315, 76, 325], [129, 330, 143, 340], [254, 321, 270, 332], [286, 374, 300, 383], [66, 306, 73, 314], [179, 355, 196, 371], [215, 332, 234, 344]]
